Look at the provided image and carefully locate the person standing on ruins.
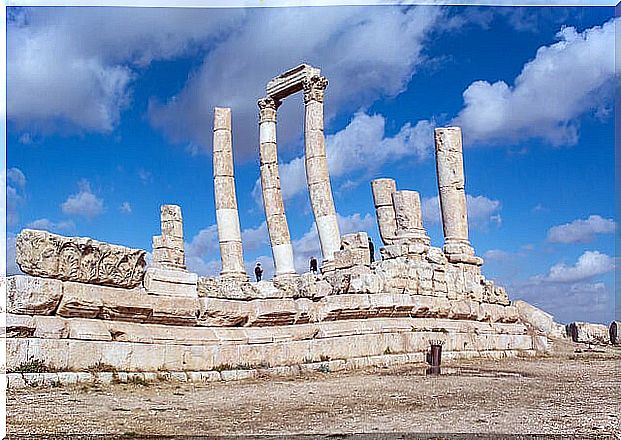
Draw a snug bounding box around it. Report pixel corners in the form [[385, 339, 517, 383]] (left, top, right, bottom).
[[309, 256, 318, 274], [254, 262, 263, 282], [368, 236, 375, 263]]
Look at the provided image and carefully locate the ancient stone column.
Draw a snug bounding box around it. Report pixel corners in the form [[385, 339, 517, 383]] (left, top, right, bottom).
[[434, 127, 482, 265], [213, 107, 247, 280], [303, 75, 341, 269], [152, 204, 186, 270], [392, 190, 430, 247], [146, 204, 198, 297], [371, 178, 397, 245], [258, 97, 296, 278]]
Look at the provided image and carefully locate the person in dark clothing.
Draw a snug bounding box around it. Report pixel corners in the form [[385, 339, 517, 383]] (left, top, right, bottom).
[[368, 236, 375, 263], [309, 256, 318, 274], [254, 262, 263, 282]]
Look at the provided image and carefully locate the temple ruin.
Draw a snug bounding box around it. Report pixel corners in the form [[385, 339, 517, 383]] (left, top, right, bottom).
[[6, 64, 591, 388]]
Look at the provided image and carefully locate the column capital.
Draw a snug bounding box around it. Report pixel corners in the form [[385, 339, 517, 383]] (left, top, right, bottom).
[[258, 97, 281, 122], [303, 76, 329, 104]]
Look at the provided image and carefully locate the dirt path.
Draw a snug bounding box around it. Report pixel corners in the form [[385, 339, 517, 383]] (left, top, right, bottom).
[[7, 348, 621, 437]]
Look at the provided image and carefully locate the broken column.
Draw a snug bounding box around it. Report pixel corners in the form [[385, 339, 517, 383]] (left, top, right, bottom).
[[371, 178, 397, 245], [258, 97, 296, 279], [303, 75, 341, 270], [213, 107, 247, 281], [434, 127, 482, 266], [145, 204, 198, 297], [392, 190, 430, 253]]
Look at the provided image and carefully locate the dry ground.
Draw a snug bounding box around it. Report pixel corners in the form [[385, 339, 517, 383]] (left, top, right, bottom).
[[7, 340, 621, 437]]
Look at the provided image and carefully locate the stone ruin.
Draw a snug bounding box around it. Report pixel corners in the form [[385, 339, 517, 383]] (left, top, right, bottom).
[[6, 64, 612, 388]]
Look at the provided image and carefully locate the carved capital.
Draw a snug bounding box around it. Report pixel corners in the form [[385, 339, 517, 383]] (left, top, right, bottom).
[[258, 97, 281, 123], [303, 76, 328, 104]]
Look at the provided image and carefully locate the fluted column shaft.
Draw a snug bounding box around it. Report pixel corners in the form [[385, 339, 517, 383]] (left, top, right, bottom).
[[258, 97, 296, 277], [392, 190, 430, 245], [213, 107, 247, 280], [303, 76, 340, 266]]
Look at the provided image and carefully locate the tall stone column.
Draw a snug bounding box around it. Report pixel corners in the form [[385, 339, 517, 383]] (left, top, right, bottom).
[[371, 178, 397, 245], [258, 97, 296, 278], [392, 190, 430, 247], [434, 127, 482, 265], [303, 75, 340, 269], [213, 107, 247, 280]]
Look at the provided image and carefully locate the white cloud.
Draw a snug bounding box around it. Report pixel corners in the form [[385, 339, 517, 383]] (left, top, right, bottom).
[[7, 167, 26, 188], [8, 8, 245, 134], [483, 249, 512, 261], [6, 167, 26, 228], [547, 215, 616, 244], [454, 18, 616, 146], [252, 112, 435, 202], [241, 221, 269, 251], [421, 194, 501, 229], [27, 218, 75, 233], [61, 179, 104, 218], [149, 6, 443, 157], [119, 201, 132, 214], [533, 250, 615, 284]]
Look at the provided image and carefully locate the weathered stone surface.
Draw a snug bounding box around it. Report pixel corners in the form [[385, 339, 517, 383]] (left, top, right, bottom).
[[380, 244, 407, 260], [33, 316, 69, 338], [7, 275, 63, 315], [15, 229, 146, 288], [568, 322, 610, 345], [514, 300, 555, 335], [144, 267, 198, 298], [6, 313, 37, 337], [57, 282, 104, 318], [347, 267, 383, 294], [152, 205, 186, 271]]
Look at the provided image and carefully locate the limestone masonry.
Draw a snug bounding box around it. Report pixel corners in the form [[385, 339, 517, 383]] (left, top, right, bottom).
[[6, 64, 615, 388]]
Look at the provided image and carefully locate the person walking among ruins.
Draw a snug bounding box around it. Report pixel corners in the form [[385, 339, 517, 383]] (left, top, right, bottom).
[[254, 262, 263, 282], [368, 236, 375, 263], [309, 256, 318, 274]]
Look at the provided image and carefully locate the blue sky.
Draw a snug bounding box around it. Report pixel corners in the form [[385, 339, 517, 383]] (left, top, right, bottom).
[[5, 5, 617, 324]]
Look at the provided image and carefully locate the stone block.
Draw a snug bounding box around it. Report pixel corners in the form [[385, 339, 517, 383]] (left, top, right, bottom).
[[7, 275, 63, 315], [199, 298, 250, 326], [57, 282, 104, 318], [247, 299, 298, 327], [149, 296, 199, 326], [144, 267, 198, 298], [311, 294, 372, 322], [68, 318, 112, 341], [334, 248, 370, 269], [347, 267, 383, 294], [99, 287, 152, 322], [340, 232, 369, 250], [380, 245, 406, 260], [514, 300, 555, 335], [6, 314, 36, 338], [568, 322, 610, 345], [33, 316, 68, 339]]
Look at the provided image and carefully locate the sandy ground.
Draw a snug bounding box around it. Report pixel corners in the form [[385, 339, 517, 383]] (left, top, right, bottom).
[[7, 340, 621, 437]]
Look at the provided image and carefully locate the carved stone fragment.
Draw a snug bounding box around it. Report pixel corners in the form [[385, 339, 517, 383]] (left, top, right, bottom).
[[15, 229, 146, 288]]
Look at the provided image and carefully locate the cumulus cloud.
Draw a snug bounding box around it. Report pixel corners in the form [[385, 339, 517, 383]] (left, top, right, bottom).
[[119, 202, 132, 214], [532, 250, 615, 284], [61, 179, 104, 218], [454, 18, 616, 146], [27, 218, 75, 233], [6, 167, 26, 227], [546, 215, 616, 244], [6, 233, 23, 275], [421, 194, 501, 229], [483, 249, 512, 262], [8, 7, 245, 134], [149, 6, 443, 157], [253, 112, 435, 201]]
